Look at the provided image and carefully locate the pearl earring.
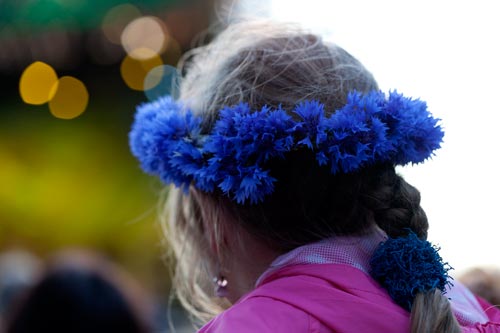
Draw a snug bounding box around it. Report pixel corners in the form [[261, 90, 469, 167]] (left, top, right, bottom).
[[213, 276, 229, 298]]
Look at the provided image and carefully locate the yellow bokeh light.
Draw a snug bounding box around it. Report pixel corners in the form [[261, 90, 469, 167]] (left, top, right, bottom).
[[19, 61, 59, 105], [49, 76, 89, 120], [121, 16, 167, 60], [102, 4, 142, 45], [120, 49, 163, 91]]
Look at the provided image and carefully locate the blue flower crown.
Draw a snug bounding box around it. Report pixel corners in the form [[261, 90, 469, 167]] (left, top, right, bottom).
[[129, 90, 444, 204]]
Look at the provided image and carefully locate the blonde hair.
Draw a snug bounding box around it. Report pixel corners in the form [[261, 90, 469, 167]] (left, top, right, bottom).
[[162, 20, 461, 332], [161, 189, 229, 324]]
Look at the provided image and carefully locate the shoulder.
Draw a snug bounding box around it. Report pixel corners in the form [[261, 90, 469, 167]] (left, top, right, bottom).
[[198, 264, 408, 333], [199, 296, 318, 333]]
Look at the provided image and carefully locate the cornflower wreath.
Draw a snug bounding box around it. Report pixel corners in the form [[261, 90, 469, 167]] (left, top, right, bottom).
[[129, 90, 444, 204]]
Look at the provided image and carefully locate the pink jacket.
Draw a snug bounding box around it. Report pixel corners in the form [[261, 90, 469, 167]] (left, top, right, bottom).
[[199, 263, 500, 333]]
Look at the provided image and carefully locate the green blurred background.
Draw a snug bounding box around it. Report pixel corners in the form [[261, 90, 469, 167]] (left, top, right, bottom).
[[0, 0, 221, 309]]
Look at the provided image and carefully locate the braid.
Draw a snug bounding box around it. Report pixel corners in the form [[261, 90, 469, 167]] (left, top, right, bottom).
[[410, 291, 461, 333], [361, 166, 429, 239], [361, 166, 461, 333]]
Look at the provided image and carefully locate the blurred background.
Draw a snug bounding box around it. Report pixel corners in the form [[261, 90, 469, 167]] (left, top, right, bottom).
[[1, 0, 500, 331], [0, 0, 222, 331]]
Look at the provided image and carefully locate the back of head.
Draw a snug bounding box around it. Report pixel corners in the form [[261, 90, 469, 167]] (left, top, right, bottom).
[[459, 268, 500, 307], [174, 20, 428, 250], [5, 251, 152, 333], [0, 251, 40, 319], [178, 20, 383, 247]]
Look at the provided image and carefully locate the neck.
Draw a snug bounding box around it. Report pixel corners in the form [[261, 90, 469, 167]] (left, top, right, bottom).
[[223, 230, 281, 304]]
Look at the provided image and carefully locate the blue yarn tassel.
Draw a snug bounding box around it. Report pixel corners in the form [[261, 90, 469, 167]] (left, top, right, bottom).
[[369, 231, 453, 311]]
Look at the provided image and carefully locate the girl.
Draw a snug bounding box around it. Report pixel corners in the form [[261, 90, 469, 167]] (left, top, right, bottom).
[[130, 21, 500, 332]]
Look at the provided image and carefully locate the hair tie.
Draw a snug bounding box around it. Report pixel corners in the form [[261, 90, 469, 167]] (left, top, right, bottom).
[[369, 231, 453, 311]]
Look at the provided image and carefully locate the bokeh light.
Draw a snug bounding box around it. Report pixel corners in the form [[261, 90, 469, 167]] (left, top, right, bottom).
[[19, 62, 59, 105], [48, 76, 89, 119], [144, 65, 180, 101], [102, 4, 142, 45], [120, 50, 163, 91], [121, 16, 168, 60]]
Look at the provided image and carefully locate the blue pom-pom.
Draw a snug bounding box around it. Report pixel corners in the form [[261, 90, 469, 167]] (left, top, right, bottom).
[[370, 232, 453, 311]]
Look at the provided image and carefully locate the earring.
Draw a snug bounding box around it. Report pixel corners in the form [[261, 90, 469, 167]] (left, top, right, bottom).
[[213, 276, 229, 298]]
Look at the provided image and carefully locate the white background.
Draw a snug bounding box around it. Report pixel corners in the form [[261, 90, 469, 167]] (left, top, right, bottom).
[[239, 0, 500, 275]]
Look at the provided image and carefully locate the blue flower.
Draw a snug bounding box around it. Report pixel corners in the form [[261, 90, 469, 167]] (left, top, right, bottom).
[[381, 91, 444, 164], [129, 96, 204, 191], [293, 100, 328, 149]]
